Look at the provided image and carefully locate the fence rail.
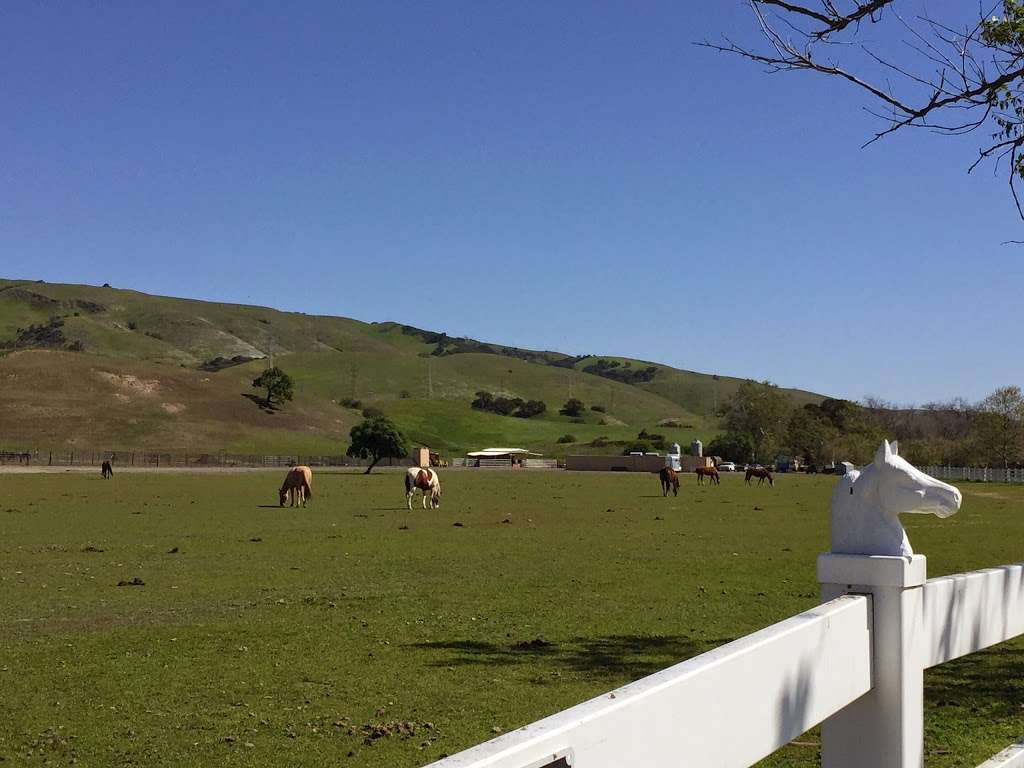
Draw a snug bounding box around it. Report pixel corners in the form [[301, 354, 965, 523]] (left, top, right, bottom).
[[427, 552, 1024, 768], [923, 466, 1024, 483], [0, 449, 412, 469], [426, 595, 872, 768]]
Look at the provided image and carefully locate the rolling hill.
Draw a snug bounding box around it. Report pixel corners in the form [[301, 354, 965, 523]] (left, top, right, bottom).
[[0, 278, 825, 456]]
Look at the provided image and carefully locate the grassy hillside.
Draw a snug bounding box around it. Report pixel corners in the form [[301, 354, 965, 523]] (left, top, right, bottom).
[[0, 278, 825, 455]]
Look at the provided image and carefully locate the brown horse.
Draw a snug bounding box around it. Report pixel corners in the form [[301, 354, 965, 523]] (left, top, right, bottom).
[[745, 467, 774, 487], [659, 467, 679, 497], [101, 460, 113, 479], [696, 466, 720, 485]]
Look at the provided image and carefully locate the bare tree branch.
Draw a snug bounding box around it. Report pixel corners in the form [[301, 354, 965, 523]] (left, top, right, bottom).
[[699, 0, 1024, 218]]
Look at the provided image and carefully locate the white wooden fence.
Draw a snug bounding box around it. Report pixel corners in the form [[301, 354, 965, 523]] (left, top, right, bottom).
[[424, 553, 1024, 768], [924, 466, 1024, 484]]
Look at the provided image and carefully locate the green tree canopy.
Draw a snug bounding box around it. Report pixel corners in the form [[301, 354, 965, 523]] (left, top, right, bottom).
[[251, 366, 294, 408], [785, 407, 831, 466], [720, 380, 791, 462], [346, 416, 410, 474], [705, 431, 755, 464], [560, 398, 585, 417], [974, 386, 1024, 468]]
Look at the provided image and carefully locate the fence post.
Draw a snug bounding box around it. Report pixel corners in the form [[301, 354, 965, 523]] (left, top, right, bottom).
[[818, 553, 927, 768]]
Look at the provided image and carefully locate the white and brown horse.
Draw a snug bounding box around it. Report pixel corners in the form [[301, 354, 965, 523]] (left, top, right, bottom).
[[406, 467, 441, 509], [279, 465, 313, 507]]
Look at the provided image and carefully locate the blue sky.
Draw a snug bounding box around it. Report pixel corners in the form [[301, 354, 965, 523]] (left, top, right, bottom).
[[2, 1, 1020, 404]]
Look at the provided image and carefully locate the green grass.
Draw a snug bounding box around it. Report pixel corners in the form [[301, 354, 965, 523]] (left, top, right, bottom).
[[1, 471, 1021, 767]]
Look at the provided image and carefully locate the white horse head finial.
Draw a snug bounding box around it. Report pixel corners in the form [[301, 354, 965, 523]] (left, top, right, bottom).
[[830, 439, 962, 557]]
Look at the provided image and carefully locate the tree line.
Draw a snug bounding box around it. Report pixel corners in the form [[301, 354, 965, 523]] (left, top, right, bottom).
[[709, 381, 1024, 469]]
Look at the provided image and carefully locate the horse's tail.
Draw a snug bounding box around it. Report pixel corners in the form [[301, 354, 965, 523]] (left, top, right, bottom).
[[405, 472, 413, 494], [302, 479, 312, 500]]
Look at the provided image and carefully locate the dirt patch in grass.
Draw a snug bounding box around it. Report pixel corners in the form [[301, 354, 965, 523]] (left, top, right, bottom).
[[95, 370, 161, 395]]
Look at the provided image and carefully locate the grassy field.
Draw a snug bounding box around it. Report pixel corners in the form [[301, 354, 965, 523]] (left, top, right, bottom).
[[1, 470, 1021, 767]]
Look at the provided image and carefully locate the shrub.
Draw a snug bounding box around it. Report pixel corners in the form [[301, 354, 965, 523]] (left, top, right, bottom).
[[622, 441, 651, 455], [471, 390, 495, 411], [590, 404, 606, 413], [340, 397, 362, 409], [583, 359, 659, 384], [490, 396, 524, 416], [473, 390, 546, 418], [127, 319, 137, 330], [637, 430, 668, 450], [591, 436, 611, 447], [557, 434, 577, 444], [399, 389, 412, 399], [560, 398, 585, 417], [362, 406, 384, 419], [514, 400, 547, 418]]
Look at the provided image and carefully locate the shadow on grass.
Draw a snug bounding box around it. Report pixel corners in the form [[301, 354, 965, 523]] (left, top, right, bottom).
[[241, 393, 276, 414], [925, 643, 1024, 719], [410, 634, 715, 679]]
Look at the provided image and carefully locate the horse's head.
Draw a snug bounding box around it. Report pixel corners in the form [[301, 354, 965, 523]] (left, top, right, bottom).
[[831, 440, 961, 557], [278, 487, 288, 507], [871, 440, 961, 520]]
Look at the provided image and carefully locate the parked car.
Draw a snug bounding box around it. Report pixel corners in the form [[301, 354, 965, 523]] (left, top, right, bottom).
[[718, 461, 737, 472], [804, 464, 819, 474]]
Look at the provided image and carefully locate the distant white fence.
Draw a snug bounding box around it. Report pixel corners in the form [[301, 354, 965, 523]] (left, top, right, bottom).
[[924, 466, 1024, 483], [424, 554, 1024, 768]]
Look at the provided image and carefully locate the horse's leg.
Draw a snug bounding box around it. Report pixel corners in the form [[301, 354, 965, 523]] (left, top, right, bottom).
[[407, 490, 413, 510]]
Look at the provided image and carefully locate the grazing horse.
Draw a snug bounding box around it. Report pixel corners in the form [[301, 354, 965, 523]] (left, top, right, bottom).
[[659, 466, 679, 497], [279, 465, 313, 507], [745, 467, 774, 487], [101, 460, 113, 479], [696, 466, 720, 486], [406, 467, 441, 510], [830, 440, 961, 556]]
